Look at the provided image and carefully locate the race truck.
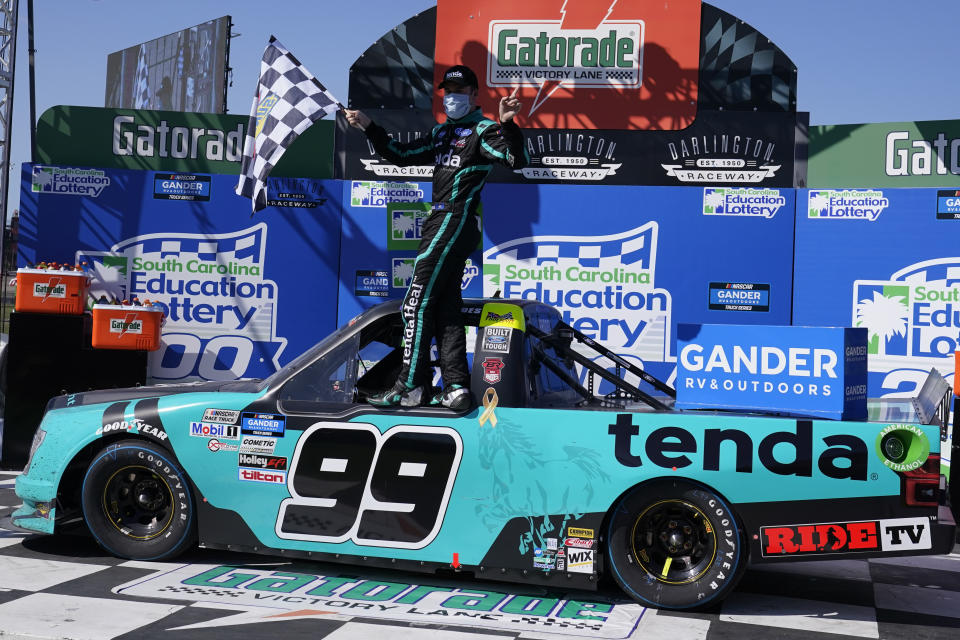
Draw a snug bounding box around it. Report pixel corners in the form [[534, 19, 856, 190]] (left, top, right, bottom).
[[5, 298, 956, 610]]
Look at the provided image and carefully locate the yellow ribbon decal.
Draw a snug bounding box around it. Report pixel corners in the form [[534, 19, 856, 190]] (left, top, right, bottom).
[[478, 387, 499, 428]]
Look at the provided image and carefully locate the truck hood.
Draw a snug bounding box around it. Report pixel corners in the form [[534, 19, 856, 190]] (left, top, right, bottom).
[[45, 379, 262, 411]]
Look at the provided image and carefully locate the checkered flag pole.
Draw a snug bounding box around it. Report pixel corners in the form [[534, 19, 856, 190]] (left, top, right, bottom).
[[134, 44, 150, 109], [236, 36, 343, 213]]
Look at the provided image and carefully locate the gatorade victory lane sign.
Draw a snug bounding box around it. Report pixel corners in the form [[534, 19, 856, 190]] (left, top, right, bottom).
[[435, 0, 701, 130]]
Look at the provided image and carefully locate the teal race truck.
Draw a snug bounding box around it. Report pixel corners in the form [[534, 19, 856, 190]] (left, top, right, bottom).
[[4, 298, 956, 610]]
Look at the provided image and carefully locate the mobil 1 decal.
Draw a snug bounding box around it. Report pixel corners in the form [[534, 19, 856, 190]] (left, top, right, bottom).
[[77, 223, 287, 381], [484, 221, 671, 370], [709, 282, 770, 312], [277, 423, 462, 549], [853, 258, 960, 374]]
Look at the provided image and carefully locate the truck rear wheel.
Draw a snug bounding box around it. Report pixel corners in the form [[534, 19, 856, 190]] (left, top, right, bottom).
[[81, 440, 196, 560], [605, 479, 744, 610]]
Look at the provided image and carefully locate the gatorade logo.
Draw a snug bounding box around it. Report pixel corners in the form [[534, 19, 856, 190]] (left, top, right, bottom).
[[110, 315, 143, 335], [34, 280, 66, 300]]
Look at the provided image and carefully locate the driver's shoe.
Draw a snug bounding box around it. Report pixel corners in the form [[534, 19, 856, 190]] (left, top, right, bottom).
[[367, 382, 424, 407], [429, 384, 473, 411]]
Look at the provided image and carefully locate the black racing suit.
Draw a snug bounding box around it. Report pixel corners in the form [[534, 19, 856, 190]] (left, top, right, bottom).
[[365, 108, 528, 389]]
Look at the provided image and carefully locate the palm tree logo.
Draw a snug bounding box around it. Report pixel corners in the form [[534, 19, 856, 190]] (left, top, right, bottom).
[[703, 188, 726, 214], [854, 287, 909, 355], [809, 191, 830, 217], [392, 258, 414, 288], [392, 211, 416, 240]]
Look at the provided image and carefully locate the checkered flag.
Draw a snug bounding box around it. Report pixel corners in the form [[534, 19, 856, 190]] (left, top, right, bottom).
[[134, 44, 150, 109], [236, 37, 342, 213]]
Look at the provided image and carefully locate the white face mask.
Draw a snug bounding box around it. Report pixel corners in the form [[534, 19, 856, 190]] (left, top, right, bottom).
[[443, 92, 472, 120]]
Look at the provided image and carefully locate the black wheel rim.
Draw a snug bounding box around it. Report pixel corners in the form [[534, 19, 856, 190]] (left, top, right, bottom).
[[101, 465, 174, 540], [629, 499, 717, 585]]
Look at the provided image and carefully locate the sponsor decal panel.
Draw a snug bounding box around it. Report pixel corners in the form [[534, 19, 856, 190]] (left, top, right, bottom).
[[355, 270, 390, 298], [702, 188, 785, 219], [761, 517, 931, 557], [241, 412, 286, 437], [109, 316, 143, 334], [238, 468, 287, 484], [936, 190, 960, 219], [189, 422, 240, 440], [239, 436, 278, 455], [207, 438, 238, 453], [96, 418, 168, 442], [662, 136, 781, 184], [77, 223, 287, 382], [202, 408, 241, 424], [808, 189, 890, 221], [567, 548, 595, 574], [708, 282, 770, 312], [565, 537, 595, 549], [853, 258, 960, 365], [153, 173, 211, 202], [32, 166, 112, 197], [517, 131, 623, 181], [482, 357, 505, 384], [675, 324, 868, 420], [350, 181, 424, 208], [238, 453, 288, 470], [567, 527, 594, 538], [482, 327, 512, 352], [114, 564, 644, 636], [33, 281, 66, 299], [387, 203, 430, 250], [484, 223, 671, 372]]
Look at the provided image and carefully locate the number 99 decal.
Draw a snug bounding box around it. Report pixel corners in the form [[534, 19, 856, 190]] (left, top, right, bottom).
[[276, 423, 462, 549]]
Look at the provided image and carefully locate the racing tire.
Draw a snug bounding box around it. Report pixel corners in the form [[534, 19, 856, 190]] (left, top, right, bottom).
[[81, 440, 196, 560], [605, 479, 744, 610]]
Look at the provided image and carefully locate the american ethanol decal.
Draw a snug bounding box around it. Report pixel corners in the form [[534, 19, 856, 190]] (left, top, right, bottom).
[[77, 223, 286, 381]]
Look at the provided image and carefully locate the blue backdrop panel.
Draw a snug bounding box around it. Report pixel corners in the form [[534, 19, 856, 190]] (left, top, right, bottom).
[[793, 188, 958, 397], [336, 179, 484, 327], [480, 183, 796, 384], [18, 165, 342, 382]]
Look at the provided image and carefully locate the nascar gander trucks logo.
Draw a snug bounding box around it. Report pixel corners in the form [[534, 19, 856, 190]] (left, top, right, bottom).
[[661, 135, 781, 184], [77, 223, 287, 382], [854, 259, 960, 377], [703, 188, 786, 219], [484, 222, 671, 367], [435, 0, 701, 130], [32, 166, 111, 197], [808, 190, 890, 221]]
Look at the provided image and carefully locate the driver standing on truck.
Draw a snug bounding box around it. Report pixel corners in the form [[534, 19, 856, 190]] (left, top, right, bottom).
[[344, 65, 528, 411]]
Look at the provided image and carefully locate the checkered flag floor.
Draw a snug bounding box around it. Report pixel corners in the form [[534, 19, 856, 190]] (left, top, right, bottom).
[[236, 37, 342, 213]]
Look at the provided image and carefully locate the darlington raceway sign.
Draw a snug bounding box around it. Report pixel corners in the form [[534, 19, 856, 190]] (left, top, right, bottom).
[[114, 564, 646, 637]]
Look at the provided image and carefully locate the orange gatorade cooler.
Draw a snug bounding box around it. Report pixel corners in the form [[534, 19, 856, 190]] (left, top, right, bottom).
[[15, 268, 89, 314], [92, 304, 164, 351]]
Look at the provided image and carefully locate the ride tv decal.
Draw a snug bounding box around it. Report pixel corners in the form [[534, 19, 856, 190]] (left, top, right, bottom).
[[702, 188, 785, 219], [32, 165, 111, 197], [241, 412, 286, 437], [808, 189, 890, 221], [152, 173, 211, 201], [355, 270, 389, 297], [853, 258, 960, 363], [708, 282, 770, 312], [76, 223, 287, 382], [435, 0, 701, 130], [484, 222, 672, 364], [761, 516, 931, 557], [936, 189, 960, 219], [113, 564, 645, 637]]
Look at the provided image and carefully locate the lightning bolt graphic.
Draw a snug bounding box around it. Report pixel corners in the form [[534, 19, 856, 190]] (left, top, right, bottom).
[[529, 0, 621, 116], [119, 312, 138, 336], [41, 277, 62, 302]]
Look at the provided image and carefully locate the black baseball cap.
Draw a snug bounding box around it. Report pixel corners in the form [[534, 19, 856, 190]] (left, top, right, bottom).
[[438, 65, 479, 90]]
